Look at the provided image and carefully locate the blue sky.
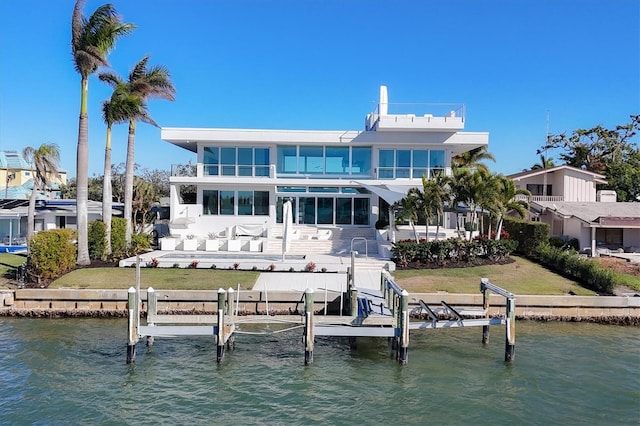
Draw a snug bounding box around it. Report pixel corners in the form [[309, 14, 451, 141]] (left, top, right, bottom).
[[0, 0, 638, 179]]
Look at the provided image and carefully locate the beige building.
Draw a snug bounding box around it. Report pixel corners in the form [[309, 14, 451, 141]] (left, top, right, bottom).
[[508, 165, 640, 256]]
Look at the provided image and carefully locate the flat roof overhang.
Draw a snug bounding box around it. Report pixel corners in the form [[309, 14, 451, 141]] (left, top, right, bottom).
[[161, 127, 488, 153]]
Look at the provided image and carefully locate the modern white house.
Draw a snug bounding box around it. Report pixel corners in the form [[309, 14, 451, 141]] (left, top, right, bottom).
[[508, 165, 640, 257], [160, 86, 489, 254]]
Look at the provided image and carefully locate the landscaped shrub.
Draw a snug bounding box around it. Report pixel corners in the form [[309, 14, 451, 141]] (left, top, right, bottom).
[[532, 243, 616, 294], [390, 237, 517, 268], [503, 218, 549, 257], [28, 229, 77, 283], [129, 233, 151, 255], [110, 217, 127, 259], [88, 220, 106, 260]]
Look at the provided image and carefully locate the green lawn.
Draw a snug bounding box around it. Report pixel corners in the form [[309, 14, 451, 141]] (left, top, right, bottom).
[[50, 268, 259, 291], [0, 253, 611, 295], [392, 256, 596, 295], [0, 253, 28, 286]]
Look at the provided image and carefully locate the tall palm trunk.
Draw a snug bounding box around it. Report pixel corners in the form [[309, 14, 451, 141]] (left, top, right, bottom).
[[76, 77, 90, 265], [102, 126, 113, 257], [124, 119, 136, 245], [26, 178, 38, 246]]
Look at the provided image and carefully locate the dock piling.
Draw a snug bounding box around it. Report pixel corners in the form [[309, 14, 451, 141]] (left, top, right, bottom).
[[350, 287, 358, 317], [217, 288, 227, 363], [147, 287, 156, 347], [227, 287, 235, 316], [398, 289, 409, 365], [304, 288, 314, 365], [482, 286, 490, 345], [126, 287, 137, 363], [505, 297, 516, 362]]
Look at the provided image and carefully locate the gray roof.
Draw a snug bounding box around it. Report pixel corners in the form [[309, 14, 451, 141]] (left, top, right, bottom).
[[534, 201, 640, 225]]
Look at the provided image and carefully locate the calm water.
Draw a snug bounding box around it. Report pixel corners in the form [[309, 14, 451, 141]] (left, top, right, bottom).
[[0, 318, 638, 425]]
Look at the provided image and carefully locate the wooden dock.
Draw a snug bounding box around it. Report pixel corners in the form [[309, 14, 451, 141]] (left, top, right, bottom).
[[127, 265, 516, 365]]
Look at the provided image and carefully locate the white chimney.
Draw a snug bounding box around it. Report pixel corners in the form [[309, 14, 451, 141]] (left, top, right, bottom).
[[596, 190, 617, 202], [379, 85, 388, 115]]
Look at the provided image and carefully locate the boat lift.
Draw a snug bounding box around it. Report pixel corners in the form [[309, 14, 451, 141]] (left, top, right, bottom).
[[126, 263, 516, 365]]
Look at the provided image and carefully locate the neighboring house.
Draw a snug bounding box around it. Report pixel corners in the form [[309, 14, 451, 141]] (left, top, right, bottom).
[[0, 199, 122, 248], [160, 86, 489, 245], [0, 150, 67, 200], [508, 165, 640, 256]]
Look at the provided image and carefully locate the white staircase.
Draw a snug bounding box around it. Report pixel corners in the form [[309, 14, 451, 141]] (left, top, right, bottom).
[[263, 225, 382, 258]]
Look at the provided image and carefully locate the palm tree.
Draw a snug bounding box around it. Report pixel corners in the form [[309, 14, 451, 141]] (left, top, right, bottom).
[[449, 168, 489, 239], [452, 146, 496, 173], [71, 0, 134, 265], [531, 154, 555, 170], [393, 193, 419, 242], [22, 144, 60, 245], [532, 153, 555, 197], [494, 176, 530, 240], [101, 85, 143, 257], [100, 55, 175, 244], [415, 174, 449, 241]]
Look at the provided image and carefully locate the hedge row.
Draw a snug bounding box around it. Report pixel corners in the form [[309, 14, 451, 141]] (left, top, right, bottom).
[[532, 244, 616, 294], [391, 237, 518, 268]]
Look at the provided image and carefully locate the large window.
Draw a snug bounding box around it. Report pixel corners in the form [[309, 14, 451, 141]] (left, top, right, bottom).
[[299, 147, 324, 174], [325, 147, 349, 174], [204, 146, 270, 177], [275, 186, 370, 225], [203, 147, 219, 175], [378, 149, 445, 179], [277, 145, 371, 176], [351, 147, 372, 175], [203, 190, 269, 216], [277, 146, 297, 174]]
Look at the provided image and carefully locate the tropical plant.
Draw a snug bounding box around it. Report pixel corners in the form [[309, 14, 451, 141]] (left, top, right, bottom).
[[531, 154, 555, 170], [101, 84, 143, 256], [132, 177, 157, 233], [71, 0, 134, 265], [393, 192, 420, 242], [449, 167, 488, 237], [451, 146, 495, 174], [99, 55, 176, 244], [492, 175, 530, 240], [22, 143, 61, 244]]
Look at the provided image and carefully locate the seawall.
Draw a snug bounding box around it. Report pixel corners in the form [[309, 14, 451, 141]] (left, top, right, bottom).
[[2, 289, 639, 325]]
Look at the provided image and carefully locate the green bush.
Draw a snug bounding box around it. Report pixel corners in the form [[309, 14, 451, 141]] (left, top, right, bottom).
[[390, 237, 517, 268], [532, 243, 615, 294], [28, 229, 77, 282], [129, 233, 151, 255], [504, 218, 549, 257], [110, 217, 127, 259], [88, 221, 106, 260]]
